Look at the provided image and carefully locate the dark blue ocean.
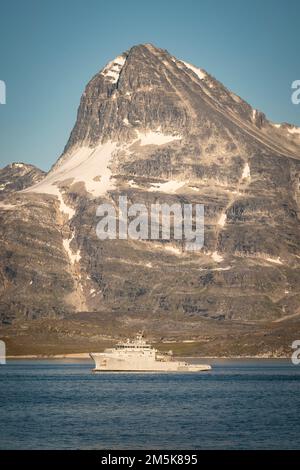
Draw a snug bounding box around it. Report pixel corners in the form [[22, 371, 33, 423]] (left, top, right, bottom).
[[0, 359, 300, 449]]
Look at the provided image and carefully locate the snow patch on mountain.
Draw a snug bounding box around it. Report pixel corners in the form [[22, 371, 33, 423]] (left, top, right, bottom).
[[135, 130, 182, 146], [242, 162, 251, 179], [182, 61, 206, 80], [148, 180, 185, 193], [27, 142, 118, 198], [63, 233, 81, 265], [218, 213, 227, 227], [211, 251, 224, 263], [101, 55, 126, 83], [288, 126, 300, 135], [265, 256, 283, 265], [128, 177, 185, 193], [11, 163, 25, 168], [57, 192, 75, 220]]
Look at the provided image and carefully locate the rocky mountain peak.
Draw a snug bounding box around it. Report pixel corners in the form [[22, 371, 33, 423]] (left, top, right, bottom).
[[53, 43, 300, 171], [0, 162, 45, 200]]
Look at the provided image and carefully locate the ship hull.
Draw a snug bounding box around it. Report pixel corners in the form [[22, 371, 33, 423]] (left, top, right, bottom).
[[90, 353, 211, 373]]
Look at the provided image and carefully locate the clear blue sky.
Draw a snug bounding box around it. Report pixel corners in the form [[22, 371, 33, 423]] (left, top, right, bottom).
[[0, 0, 300, 170]]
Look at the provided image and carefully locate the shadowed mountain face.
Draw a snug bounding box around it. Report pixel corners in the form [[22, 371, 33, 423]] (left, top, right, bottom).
[[0, 44, 300, 353]]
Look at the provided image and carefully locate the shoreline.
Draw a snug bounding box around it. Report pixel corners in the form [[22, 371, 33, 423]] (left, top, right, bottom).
[[6, 353, 291, 360]]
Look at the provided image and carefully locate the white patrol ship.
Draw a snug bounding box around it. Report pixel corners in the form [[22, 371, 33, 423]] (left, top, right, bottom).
[[90, 333, 211, 372]]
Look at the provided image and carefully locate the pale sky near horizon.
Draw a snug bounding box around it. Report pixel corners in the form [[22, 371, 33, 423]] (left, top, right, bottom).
[[0, 0, 300, 170]]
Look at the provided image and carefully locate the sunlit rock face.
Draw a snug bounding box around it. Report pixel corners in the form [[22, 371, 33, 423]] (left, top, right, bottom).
[[1, 43, 300, 331]]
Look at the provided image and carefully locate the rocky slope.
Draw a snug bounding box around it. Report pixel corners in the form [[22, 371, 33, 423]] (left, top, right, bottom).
[[0, 163, 45, 200], [0, 44, 300, 354]]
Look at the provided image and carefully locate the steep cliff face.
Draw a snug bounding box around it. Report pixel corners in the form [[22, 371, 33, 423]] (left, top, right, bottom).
[[1, 44, 300, 344]]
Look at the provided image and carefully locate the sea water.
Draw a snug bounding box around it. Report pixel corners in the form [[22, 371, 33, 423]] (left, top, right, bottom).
[[0, 359, 299, 449]]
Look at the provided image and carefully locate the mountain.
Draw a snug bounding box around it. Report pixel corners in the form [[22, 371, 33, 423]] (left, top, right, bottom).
[[1, 44, 300, 356], [0, 163, 45, 200]]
